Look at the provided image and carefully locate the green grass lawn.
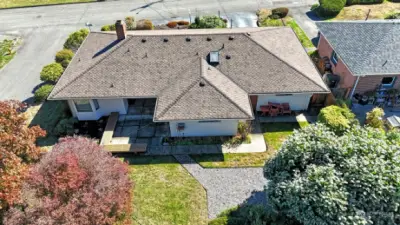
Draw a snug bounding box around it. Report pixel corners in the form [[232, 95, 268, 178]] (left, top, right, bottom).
[[24, 101, 69, 149], [0, 0, 94, 8], [262, 122, 306, 151], [126, 156, 208, 225], [286, 19, 314, 48], [191, 152, 272, 168], [0, 39, 17, 69]]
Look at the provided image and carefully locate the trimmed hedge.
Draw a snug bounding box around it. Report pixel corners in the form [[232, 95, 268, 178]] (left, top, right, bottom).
[[346, 0, 383, 5], [34, 84, 54, 102], [189, 16, 227, 29], [55, 49, 74, 65], [316, 0, 346, 17], [136, 19, 153, 30], [271, 7, 289, 18], [63, 29, 89, 52], [40, 63, 64, 83], [53, 117, 78, 136], [101, 24, 116, 31]]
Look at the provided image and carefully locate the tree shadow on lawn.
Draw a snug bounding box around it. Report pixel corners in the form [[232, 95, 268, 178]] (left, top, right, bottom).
[[27, 100, 69, 147]]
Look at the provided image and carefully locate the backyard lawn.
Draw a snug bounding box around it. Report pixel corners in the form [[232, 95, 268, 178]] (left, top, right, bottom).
[[192, 121, 309, 168], [24, 101, 69, 149], [127, 156, 208, 225], [262, 122, 308, 151], [0, 0, 94, 8]]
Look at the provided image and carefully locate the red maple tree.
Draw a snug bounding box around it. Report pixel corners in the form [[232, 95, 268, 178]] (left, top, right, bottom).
[[5, 137, 133, 225], [0, 100, 46, 211]]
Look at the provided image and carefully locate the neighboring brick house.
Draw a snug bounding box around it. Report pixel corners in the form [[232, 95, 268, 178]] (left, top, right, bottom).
[[316, 21, 400, 100]]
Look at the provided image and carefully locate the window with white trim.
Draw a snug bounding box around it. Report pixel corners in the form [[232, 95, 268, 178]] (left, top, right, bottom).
[[331, 51, 338, 66], [73, 100, 92, 112], [92, 99, 100, 110], [381, 77, 396, 87]]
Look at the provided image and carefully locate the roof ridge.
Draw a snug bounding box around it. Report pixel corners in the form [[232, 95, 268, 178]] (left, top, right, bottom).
[[156, 77, 201, 120], [201, 63, 253, 118], [245, 33, 329, 92], [50, 36, 131, 98]]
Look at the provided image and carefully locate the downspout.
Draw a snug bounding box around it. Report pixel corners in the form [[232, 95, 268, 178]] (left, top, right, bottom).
[[348, 76, 361, 99]]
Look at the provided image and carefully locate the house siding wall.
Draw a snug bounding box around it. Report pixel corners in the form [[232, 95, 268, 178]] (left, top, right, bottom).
[[355, 75, 400, 94], [68, 99, 128, 121], [169, 120, 238, 137], [255, 93, 312, 111], [318, 34, 356, 97]]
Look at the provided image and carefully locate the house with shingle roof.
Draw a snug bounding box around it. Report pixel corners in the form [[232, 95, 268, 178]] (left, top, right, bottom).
[[316, 21, 400, 103], [49, 20, 329, 137]]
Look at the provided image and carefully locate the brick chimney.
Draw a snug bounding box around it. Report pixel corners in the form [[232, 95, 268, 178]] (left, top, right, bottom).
[[115, 20, 126, 40]]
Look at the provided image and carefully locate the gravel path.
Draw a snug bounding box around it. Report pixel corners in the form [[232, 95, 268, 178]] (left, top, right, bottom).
[[174, 154, 267, 219]]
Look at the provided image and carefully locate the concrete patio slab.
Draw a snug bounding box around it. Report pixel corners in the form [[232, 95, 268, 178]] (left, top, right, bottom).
[[121, 126, 139, 137], [151, 137, 162, 146], [137, 125, 156, 138], [114, 126, 123, 137], [136, 138, 151, 145], [132, 99, 145, 106], [155, 123, 170, 137], [128, 106, 143, 115], [124, 120, 140, 126], [142, 106, 155, 115], [144, 99, 156, 107]]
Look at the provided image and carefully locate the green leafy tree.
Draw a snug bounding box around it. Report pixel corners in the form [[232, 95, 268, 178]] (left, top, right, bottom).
[[63, 29, 89, 52], [40, 63, 64, 83], [317, 105, 357, 134], [264, 124, 400, 225]]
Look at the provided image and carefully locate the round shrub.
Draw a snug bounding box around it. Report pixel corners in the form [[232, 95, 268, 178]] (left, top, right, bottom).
[[365, 107, 385, 130], [317, 105, 357, 134], [271, 7, 289, 18], [60, 59, 70, 68], [53, 117, 78, 136], [40, 63, 64, 83], [317, 0, 346, 17], [177, 20, 190, 25], [101, 24, 116, 31], [136, 19, 153, 30], [34, 84, 54, 102], [63, 28, 89, 52], [189, 16, 227, 29], [167, 21, 178, 28], [125, 16, 136, 30], [55, 49, 74, 64]]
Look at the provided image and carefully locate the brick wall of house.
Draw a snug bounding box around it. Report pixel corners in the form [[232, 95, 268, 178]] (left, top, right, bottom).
[[317, 34, 356, 97], [355, 75, 400, 94]]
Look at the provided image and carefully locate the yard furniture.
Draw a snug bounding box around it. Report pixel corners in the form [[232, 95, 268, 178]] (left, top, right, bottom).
[[269, 106, 280, 117], [281, 103, 292, 115], [100, 112, 119, 145], [260, 105, 270, 116]]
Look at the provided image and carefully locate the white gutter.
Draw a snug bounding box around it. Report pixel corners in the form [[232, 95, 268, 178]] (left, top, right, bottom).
[[348, 76, 361, 99]]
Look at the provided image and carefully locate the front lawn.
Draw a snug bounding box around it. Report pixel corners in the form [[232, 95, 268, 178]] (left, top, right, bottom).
[[191, 152, 272, 168], [323, 1, 399, 20], [262, 122, 307, 151], [127, 156, 208, 225], [0, 39, 18, 69], [0, 0, 94, 8]]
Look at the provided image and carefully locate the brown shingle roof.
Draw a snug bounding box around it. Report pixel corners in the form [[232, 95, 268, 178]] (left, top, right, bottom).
[[49, 27, 329, 120]]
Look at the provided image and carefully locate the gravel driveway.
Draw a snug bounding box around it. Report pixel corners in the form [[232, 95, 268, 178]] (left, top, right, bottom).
[[174, 154, 267, 219]]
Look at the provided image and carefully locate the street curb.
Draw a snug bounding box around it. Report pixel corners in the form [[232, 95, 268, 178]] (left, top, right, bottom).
[[0, 0, 117, 11]]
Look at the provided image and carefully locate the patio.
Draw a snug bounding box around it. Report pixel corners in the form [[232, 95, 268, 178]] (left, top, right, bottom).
[[352, 103, 400, 124]]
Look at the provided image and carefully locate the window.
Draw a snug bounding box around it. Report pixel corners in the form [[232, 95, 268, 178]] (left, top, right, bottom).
[[198, 120, 221, 123], [92, 99, 100, 110], [331, 51, 338, 66], [381, 77, 396, 87], [73, 100, 92, 112]]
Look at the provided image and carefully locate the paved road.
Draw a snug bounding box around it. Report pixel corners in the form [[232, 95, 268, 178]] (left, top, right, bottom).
[[0, 0, 317, 102]]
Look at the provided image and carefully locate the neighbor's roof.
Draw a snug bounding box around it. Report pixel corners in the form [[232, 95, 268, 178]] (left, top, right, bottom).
[[49, 27, 328, 120], [317, 21, 400, 76]]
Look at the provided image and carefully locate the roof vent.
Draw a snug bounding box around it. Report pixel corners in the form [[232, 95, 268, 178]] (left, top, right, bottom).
[[110, 83, 115, 88], [207, 37, 212, 41], [209, 51, 219, 64], [141, 39, 146, 43], [246, 32, 251, 36], [226, 55, 231, 60], [229, 36, 234, 40], [163, 38, 168, 42], [186, 37, 191, 42], [199, 81, 205, 87]]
